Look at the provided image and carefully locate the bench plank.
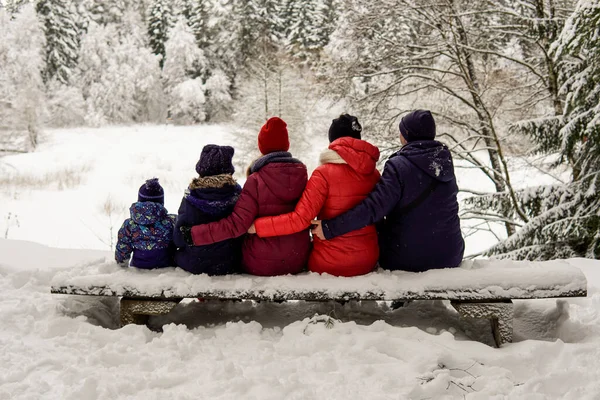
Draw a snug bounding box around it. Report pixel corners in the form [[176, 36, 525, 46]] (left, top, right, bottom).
[[50, 259, 587, 301]]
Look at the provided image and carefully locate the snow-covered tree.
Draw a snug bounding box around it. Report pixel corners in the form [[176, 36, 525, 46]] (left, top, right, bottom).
[[169, 78, 207, 124], [285, 0, 336, 65], [36, 0, 80, 84], [0, 4, 46, 151], [327, 0, 532, 237], [163, 18, 207, 123], [204, 69, 233, 122], [187, 0, 210, 49], [78, 0, 129, 25], [484, 0, 600, 260], [45, 80, 86, 127], [234, 0, 283, 67], [76, 20, 165, 125], [147, 0, 173, 67], [4, 0, 29, 14]]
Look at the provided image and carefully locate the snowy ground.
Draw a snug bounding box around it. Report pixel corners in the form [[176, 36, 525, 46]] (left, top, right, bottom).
[[1, 239, 600, 399], [1, 125, 598, 399]]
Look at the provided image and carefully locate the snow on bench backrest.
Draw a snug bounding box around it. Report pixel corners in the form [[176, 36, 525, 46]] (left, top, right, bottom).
[[50, 259, 587, 301]]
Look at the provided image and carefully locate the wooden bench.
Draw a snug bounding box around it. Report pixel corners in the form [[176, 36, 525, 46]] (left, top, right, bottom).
[[50, 259, 587, 347]]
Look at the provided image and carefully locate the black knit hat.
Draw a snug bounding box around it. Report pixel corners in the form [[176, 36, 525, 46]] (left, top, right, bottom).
[[399, 110, 436, 142], [328, 114, 362, 143], [195, 144, 235, 177], [138, 178, 164, 205]]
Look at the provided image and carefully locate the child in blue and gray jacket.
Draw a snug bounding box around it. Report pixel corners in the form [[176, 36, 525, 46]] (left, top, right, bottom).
[[115, 178, 176, 269]]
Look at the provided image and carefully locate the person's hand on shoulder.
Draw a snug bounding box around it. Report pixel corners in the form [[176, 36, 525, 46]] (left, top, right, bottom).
[[311, 220, 326, 240]]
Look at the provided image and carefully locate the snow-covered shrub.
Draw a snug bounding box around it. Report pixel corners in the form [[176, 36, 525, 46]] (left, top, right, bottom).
[[45, 80, 86, 128], [169, 78, 206, 124], [204, 69, 233, 122]]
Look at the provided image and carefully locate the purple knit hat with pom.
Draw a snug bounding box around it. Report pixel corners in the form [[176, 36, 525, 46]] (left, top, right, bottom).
[[138, 178, 164, 205], [195, 145, 235, 177]]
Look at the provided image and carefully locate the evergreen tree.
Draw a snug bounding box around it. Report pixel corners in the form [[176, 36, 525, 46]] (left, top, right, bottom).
[[36, 0, 80, 84], [285, 0, 336, 65], [147, 0, 173, 67], [79, 0, 129, 26], [188, 0, 210, 49], [483, 0, 600, 260]]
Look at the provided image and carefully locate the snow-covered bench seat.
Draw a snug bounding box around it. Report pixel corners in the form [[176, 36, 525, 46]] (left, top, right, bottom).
[[50, 259, 587, 347]]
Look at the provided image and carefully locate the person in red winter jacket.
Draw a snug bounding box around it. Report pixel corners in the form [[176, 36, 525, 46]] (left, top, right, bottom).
[[249, 114, 381, 277], [182, 117, 311, 276]]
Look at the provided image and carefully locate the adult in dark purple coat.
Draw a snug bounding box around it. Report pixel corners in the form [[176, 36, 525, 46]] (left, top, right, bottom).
[[173, 145, 242, 275], [313, 110, 464, 272], [184, 117, 311, 276]]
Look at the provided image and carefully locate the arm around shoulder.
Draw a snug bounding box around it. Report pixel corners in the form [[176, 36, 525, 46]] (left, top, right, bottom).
[[323, 159, 403, 239], [190, 176, 260, 245], [255, 169, 328, 238]]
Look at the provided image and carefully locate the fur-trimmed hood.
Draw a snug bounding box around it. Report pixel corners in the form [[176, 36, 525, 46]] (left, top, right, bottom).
[[319, 149, 347, 165], [185, 174, 242, 216], [320, 137, 379, 175], [189, 174, 238, 190]]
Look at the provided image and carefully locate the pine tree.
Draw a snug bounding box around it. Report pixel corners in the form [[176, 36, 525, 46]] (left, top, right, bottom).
[[79, 0, 128, 26], [484, 0, 600, 260], [147, 0, 173, 68], [188, 0, 210, 50], [36, 0, 80, 84], [285, 0, 336, 65]]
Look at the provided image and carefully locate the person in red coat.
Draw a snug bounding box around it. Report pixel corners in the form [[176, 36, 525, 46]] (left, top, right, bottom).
[[182, 117, 311, 276], [249, 114, 381, 277]]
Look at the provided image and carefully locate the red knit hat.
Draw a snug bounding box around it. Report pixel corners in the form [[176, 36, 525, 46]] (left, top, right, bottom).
[[258, 117, 290, 155]]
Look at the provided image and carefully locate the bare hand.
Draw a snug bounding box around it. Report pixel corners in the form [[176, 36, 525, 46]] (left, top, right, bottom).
[[247, 223, 256, 234], [311, 220, 326, 240]]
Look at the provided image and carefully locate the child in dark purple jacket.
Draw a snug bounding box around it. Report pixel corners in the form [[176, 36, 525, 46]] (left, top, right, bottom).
[[172, 145, 242, 275], [115, 178, 177, 269]]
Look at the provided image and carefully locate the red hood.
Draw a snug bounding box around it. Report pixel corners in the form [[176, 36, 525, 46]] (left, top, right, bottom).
[[329, 137, 380, 175]]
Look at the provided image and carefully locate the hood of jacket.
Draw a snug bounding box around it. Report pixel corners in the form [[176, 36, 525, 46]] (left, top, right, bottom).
[[326, 137, 380, 175], [129, 201, 168, 225], [395, 140, 455, 182], [185, 174, 242, 215], [251, 152, 308, 203]]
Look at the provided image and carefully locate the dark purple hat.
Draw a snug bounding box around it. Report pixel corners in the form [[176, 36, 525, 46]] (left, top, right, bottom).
[[138, 178, 164, 204], [399, 110, 436, 142], [195, 144, 235, 177], [328, 114, 362, 143]]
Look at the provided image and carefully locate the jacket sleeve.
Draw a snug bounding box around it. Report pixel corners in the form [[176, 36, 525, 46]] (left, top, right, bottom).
[[190, 176, 259, 245], [322, 160, 403, 240], [255, 169, 328, 238], [115, 219, 133, 263], [172, 198, 187, 248]]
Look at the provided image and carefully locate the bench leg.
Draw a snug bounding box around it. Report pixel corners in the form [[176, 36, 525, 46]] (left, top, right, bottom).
[[451, 300, 513, 347], [120, 298, 181, 328]]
